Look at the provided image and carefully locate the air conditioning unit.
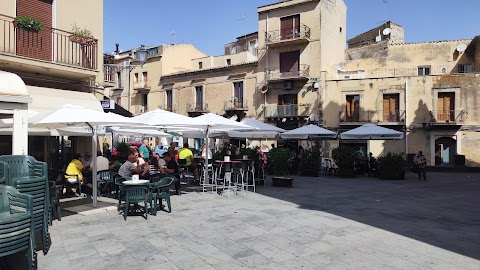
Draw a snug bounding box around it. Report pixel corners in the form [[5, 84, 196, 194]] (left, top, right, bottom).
[[284, 80, 293, 90]]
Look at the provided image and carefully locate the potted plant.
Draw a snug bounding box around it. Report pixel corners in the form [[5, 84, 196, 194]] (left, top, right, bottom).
[[377, 153, 406, 180], [272, 148, 293, 187], [70, 24, 95, 45], [13, 16, 43, 31], [300, 146, 321, 177], [332, 146, 356, 178], [228, 96, 238, 109]]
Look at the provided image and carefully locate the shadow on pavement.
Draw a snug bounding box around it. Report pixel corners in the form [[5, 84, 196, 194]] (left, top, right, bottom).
[[256, 171, 480, 260]]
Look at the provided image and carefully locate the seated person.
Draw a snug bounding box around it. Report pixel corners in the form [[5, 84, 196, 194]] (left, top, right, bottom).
[[161, 152, 181, 195], [178, 143, 198, 179], [65, 153, 93, 194], [109, 156, 122, 172], [201, 144, 212, 160], [83, 152, 92, 169], [94, 151, 110, 171], [118, 153, 142, 178], [141, 156, 162, 179]]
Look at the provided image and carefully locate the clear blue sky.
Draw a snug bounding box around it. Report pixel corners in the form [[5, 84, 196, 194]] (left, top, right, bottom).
[[104, 0, 480, 55]]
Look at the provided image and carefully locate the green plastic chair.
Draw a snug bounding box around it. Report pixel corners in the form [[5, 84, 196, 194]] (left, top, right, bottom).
[[0, 185, 35, 270], [0, 161, 7, 185], [115, 176, 127, 211], [48, 181, 62, 224], [97, 170, 114, 196], [123, 185, 149, 221], [0, 155, 50, 255], [149, 177, 175, 216]]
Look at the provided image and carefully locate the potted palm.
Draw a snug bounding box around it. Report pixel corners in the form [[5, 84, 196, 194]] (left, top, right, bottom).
[[272, 148, 293, 187], [332, 146, 356, 178], [300, 146, 321, 177], [377, 153, 406, 180]]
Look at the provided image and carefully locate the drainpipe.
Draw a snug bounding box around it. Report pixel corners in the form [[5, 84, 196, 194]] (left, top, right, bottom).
[[405, 81, 408, 159], [264, 11, 269, 114]]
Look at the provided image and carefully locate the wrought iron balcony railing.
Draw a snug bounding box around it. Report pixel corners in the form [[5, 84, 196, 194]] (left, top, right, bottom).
[[187, 102, 208, 113], [264, 104, 310, 118], [339, 110, 406, 123], [265, 64, 310, 81], [0, 14, 98, 70], [265, 24, 311, 44], [429, 110, 465, 123]]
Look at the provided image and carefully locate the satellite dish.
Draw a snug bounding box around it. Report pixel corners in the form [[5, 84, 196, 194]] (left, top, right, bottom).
[[382, 28, 391, 35], [456, 44, 467, 53], [260, 85, 268, 94]]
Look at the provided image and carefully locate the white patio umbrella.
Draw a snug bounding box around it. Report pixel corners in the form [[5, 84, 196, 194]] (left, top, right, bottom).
[[110, 126, 172, 137], [193, 114, 256, 184], [281, 124, 337, 139], [130, 109, 212, 128], [29, 104, 141, 207], [228, 118, 285, 139], [339, 123, 404, 140]]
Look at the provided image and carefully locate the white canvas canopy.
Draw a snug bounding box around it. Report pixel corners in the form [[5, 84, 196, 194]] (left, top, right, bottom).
[[109, 127, 172, 137], [339, 123, 404, 140], [29, 104, 141, 208], [281, 124, 337, 139], [130, 109, 212, 128], [228, 118, 285, 139]]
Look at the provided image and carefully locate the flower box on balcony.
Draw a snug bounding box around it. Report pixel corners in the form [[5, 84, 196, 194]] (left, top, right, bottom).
[[69, 35, 95, 45], [13, 16, 43, 31]]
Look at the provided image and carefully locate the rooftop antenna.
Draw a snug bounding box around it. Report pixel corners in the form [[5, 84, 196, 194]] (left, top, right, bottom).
[[170, 30, 176, 45], [383, 0, 389, 23], [237, 12, 247, 53]]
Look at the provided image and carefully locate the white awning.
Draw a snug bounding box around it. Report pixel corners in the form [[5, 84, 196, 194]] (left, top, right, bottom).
[[27, 86, 103, 113]]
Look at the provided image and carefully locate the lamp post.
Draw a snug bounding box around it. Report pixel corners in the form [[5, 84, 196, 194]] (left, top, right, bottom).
[[109, 44, 148, 113]]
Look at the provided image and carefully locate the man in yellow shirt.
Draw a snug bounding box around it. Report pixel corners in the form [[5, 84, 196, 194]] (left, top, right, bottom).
[[65, 153, 84, 195], [178, 143, 198, 179]]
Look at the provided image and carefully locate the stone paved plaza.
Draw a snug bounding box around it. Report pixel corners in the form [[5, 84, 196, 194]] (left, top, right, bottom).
[[37, 172, 480, 270]]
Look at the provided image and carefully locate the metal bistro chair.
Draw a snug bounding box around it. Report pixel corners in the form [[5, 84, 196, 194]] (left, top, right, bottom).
[[123, 184, 149, 221], [0, 185, 35, 270], [232, 162, 245, 197], [149, 177, 175, 216], [200, 161, 216, 195], [177, 159, 194, 185], [244, 160, 256, 194]]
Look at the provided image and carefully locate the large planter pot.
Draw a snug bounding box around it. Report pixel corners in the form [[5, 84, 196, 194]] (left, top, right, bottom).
[[70, 35, 94, 45], [337, 169, 355, 178], [379, 171, 405, 180], [272, 176, 293, 187], [300, 169, 319, 177]]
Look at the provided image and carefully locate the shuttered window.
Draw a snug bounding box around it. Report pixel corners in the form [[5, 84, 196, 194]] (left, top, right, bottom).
[[437, 93, 455, 121], [280, 14, 300, 40], [195, 86, 203, 110], [383, 94, 400, 122], [234, 82, 244, 108], [346, 95, 360, 122], [16, 0, 53, 60], [279, 51, 300, 73]]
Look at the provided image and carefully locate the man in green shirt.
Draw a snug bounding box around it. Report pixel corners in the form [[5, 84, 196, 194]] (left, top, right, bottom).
[[178, 143, 198, 179]]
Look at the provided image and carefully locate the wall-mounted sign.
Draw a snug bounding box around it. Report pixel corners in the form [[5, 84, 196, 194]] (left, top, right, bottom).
[[101, 100, 115, 110]]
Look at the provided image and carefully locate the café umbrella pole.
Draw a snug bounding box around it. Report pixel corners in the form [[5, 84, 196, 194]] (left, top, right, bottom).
[[87, 123, 98, 208]]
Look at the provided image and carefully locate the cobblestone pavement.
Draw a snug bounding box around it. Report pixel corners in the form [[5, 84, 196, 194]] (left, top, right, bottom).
[[38, 172, 480, 270]]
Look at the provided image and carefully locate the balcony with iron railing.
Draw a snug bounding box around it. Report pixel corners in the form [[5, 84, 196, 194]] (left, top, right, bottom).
[[133, 80, 150, 90], [0, 14, 98, 73], [265, 64, 310, 81], [427, 110, 465, 124], [224, 101, 248, 111], [264, 104, 310, 118], [339, 110, 406, 124], [187, 102, 209, 116], [265, 24, 311, 46]]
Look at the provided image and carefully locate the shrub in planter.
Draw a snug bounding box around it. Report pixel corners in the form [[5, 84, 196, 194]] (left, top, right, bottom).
[[332, 146, 356, 178], [272, 148, 293, 187], [14, 16, 43, 31], [300, 146, 321, 176], [115, 142, 132, 157], [377, 153, 406, 180], [70, 24, 95, 45]]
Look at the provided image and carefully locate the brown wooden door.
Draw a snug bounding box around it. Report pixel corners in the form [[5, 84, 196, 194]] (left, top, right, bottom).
[[437, 93, 455, 121], [280, 15, 300, 40], [280, 51, 300, 74], [346, 95, 360, 122], [16, 0, 52, 61], [383, 94, 400, 121]]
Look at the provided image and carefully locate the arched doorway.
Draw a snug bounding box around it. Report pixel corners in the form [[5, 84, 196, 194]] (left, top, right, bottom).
[[435, 137, 457, 166]]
